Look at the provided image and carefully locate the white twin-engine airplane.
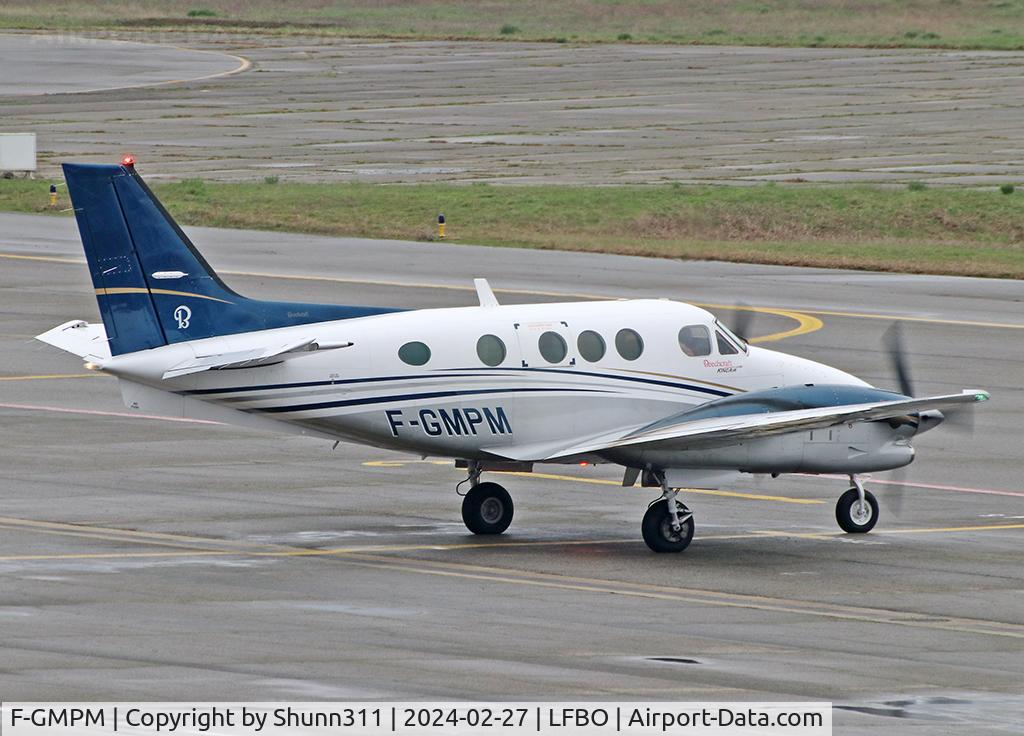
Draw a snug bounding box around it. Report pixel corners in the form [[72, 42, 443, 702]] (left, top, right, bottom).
[[38, 160, 990, 552]]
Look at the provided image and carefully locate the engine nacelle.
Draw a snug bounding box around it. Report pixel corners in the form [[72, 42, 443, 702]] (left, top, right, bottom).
[[605, 420, 914, 475]]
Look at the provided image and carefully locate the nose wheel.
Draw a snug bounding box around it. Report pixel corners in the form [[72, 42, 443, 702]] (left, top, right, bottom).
[[835, 475, 879, 533], [461, 481, 514, 535]]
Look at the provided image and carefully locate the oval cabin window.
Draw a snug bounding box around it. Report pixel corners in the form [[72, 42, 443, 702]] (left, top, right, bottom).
[[577, 330, 606, 362], [615, 328, 644, 361], [538, 331, 568, 363], [398, 341, 431, 366], [476, 334, 507, 367]]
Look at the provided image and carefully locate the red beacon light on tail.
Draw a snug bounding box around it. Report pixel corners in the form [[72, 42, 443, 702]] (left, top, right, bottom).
[[121, 154, 136, 168]]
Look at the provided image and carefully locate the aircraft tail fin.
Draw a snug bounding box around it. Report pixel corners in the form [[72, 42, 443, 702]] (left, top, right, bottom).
[[61, 162, 397, 356]]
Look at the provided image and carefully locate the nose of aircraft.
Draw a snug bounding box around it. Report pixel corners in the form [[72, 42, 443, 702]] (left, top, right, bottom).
[[751, 346, 870, 387]]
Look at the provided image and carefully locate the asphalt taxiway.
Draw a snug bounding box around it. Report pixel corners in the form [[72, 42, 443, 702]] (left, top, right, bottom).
[[0, 33, 246, 97], [1, 212, 1022, 733], [3, 33, 1024, 185]]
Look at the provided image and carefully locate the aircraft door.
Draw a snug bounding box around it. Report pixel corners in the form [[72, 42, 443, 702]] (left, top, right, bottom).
[[513, 320, 576, 368]]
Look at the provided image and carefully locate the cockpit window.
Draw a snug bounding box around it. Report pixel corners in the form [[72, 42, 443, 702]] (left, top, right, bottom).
[[715, 320, 748, 353], [678, 325, 711, 357], [716, 331, 739, 355]]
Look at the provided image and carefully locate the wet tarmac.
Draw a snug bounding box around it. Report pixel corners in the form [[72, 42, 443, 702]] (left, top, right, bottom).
[[1, 212, 1022, 734]]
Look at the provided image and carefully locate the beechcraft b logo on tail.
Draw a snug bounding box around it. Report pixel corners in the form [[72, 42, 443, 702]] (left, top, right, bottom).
[[173, 305, 192, 329]]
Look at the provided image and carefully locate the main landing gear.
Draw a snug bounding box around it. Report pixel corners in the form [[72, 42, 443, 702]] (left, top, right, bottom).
[[835, 474, 879, 534], [641, 475, 695, 554], [459, 461, 514, 535], [457, 461, 697, 552]]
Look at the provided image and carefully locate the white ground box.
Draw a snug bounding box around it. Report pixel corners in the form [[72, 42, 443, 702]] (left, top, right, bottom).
[[0, 133, 37, 173]]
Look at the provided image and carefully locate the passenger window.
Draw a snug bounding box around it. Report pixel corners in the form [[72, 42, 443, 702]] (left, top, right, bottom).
[[476, 334, 506, 367], [398, 341, 431, 366], [716, 331, 739, 355], [577, 330, 606, 362], [538, 331, 567, 363], [678, 325, 711, 357], [615, 328, 644, 361]]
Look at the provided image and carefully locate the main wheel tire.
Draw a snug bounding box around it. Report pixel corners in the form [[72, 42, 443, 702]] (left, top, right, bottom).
[[461, 482, 514, 535], [641, 500, 695, 553], [835, 488, 879, 533]]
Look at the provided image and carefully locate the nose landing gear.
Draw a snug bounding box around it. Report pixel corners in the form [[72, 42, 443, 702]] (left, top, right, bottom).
[[835, 474, 879, 533]]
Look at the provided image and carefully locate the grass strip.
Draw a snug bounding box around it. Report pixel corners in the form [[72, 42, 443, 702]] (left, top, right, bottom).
[[3, 178, 1022, 278], [2, 1, 1024, 51]]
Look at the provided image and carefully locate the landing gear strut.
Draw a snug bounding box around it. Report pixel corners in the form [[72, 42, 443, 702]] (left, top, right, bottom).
[[835, 474, 879, 533], [458, 461, 514, 535], [641, 477, 695, 553]]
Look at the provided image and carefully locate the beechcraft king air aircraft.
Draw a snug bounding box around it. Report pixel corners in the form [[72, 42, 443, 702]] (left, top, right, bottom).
[[38, 160, 991, 552]]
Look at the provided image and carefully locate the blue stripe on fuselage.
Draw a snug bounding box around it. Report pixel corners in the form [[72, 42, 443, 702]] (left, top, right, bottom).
[[442, 366, 733, 397], [253, 387, 610, 414], [182, 367, 733, 399], [181, 373, 500, 397]]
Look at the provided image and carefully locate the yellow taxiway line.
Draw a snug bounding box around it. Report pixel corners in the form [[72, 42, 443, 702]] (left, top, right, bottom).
[[3, 250, 1023, 335], [0, 373, 103, 381], [1, 520, 1022, 564], [1, 513, 1023, 640]]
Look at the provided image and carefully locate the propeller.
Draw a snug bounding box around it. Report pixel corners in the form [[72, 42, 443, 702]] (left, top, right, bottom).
[[882, 466, 909, 516], [883, 322, 915, 397], [879, 322, 976, 515], [728, 302, 755, 343], [883, 321, 975, 430]]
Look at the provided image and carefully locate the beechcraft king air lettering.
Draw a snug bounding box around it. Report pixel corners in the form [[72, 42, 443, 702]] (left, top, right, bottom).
[[37, 160, 991, 553]]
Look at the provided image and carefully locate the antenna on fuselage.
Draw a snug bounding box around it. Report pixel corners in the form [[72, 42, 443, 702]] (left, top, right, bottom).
[[474, 278, 500, 308]]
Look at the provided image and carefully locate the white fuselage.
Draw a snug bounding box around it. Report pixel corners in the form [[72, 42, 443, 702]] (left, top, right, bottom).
[[104, 299, 870, 466]]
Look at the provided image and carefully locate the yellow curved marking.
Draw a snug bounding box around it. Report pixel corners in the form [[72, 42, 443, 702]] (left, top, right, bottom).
[[94, 287, 234, 304], [696, 302, 824, 344]]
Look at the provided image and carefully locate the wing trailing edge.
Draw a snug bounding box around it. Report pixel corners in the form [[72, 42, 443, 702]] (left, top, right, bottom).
[[485, 391, 990, 462]]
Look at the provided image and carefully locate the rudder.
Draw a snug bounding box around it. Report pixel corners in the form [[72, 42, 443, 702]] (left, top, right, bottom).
[[62, 162, 398, 356], [63, 163, 167, 355]]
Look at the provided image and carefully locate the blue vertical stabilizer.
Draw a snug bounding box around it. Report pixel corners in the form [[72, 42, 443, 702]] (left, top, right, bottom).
[[62, 163, 399, 356]]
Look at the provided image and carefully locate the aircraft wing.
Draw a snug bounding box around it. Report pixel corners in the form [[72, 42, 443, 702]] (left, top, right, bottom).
[[487, 391, 990, 462], [162, 338, 353, 379]]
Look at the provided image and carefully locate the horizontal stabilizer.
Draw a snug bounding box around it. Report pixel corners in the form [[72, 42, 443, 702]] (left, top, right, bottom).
[[35, 321, 111, 362], [162, 338, 352, 379]]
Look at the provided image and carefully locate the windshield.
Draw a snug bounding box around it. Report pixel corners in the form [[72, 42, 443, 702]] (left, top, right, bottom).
[[714, 319, 748, 353]]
